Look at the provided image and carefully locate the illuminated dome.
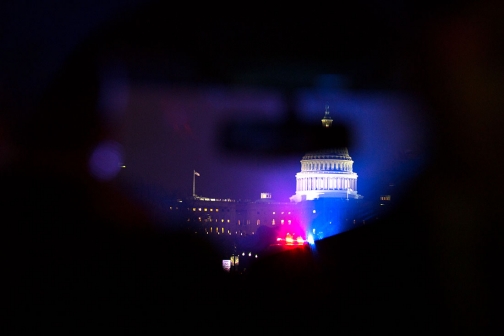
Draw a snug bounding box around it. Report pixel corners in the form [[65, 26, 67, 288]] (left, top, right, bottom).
[[290, 106, 362, 202], [301, 148, 352, 161]]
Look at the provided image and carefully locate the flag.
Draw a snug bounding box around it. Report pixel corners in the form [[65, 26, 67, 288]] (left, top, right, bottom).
[[194, 171, 200, 176]]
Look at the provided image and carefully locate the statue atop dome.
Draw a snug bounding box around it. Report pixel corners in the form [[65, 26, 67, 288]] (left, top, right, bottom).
[[321, 104, 333, 128]]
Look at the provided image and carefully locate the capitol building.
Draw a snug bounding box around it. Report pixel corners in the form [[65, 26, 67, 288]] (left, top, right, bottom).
[[158, 105, 367, 248], [290, 106, 362, 202]]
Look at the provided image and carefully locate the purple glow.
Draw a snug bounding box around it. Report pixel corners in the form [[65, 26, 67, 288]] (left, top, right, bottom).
[[99, 65, 130, 126], [88, 140, 123, 181], [121, 85, 286, 200]]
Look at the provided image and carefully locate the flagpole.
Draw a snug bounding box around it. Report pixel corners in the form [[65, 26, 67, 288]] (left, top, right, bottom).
[[193, 170, 196, 197]]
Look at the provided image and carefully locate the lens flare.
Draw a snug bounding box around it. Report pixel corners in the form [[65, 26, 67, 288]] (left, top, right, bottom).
[[88, 140, 123, 181]]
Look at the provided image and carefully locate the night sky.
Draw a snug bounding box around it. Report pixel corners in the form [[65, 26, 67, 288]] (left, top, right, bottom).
[[1, 0, 430, 204], [115, 82, 428, 203]]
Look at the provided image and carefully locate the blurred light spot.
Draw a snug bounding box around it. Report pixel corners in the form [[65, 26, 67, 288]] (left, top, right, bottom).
[[88, 140, 123, 181]]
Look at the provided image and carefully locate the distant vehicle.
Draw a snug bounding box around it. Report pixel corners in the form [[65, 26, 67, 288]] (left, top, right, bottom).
[[271, 233, 308, 248]]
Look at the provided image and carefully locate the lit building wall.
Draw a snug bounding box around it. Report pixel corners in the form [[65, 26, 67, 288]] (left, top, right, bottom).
[[178, 197, 300, 236]]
